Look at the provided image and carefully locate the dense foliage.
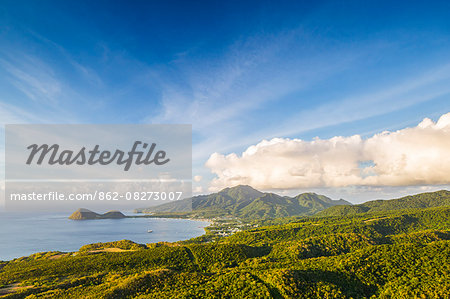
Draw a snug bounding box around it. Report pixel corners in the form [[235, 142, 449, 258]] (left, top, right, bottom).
[[79, 240, 147, 252], [318, 190, 450, 217], [1, 199, 449, 298]]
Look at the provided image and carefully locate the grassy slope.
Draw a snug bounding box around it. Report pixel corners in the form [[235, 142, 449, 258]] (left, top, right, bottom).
[[318, 190, 450, 217], [1, 206, 449, 298]]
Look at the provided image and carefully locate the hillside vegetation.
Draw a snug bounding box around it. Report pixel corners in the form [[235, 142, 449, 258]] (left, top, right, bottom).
[[1, 204, 449, 298], [135, 185, 350, 219], [318, 190, 450, 217]]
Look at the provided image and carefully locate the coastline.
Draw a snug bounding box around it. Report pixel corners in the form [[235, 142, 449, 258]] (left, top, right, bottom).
[[0, 214, 211, 261], [125, 214, 215, 228]]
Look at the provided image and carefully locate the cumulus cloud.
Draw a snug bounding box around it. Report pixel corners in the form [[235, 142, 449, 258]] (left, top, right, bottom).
[[194, 175, 203, 182], [193, 186, 203, 193], [206, 113, 450, 190]]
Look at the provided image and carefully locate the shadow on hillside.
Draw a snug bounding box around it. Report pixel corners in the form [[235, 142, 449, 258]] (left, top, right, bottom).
[[285, 269, 376, 298]]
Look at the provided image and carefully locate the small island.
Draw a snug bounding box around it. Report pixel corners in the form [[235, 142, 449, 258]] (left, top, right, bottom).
[[69, 208, 126, 220]]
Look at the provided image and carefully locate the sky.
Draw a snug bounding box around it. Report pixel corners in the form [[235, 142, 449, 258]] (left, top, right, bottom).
[[1, 0, 450, 203]]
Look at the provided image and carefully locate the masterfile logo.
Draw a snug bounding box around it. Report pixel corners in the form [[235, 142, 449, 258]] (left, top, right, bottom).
[[26, 141, 170, 171], [6, 124, 191, 180], [4, 124, 192, 211]]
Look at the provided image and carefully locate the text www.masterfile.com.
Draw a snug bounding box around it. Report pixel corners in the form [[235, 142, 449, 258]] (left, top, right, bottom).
[[9, 191, 184, 201]]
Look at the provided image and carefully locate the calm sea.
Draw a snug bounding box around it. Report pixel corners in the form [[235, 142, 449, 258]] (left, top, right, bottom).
[[0, 212, 209, 261]]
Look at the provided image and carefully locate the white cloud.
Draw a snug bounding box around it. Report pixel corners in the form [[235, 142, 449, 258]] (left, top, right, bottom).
[[193, 186, 203, 193], [194, 175, 203, 182], [206, 112, 450, 191], [0, 55, 62, 104]]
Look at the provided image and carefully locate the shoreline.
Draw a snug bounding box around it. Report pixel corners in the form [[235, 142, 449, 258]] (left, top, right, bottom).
[[125, 213, 215, 227], [0, 215, 212, 262]]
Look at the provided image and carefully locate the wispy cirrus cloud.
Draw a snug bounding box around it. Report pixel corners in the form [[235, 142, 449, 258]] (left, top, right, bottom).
[[0, 101, 47, 124], [0, 55, 62, 104], [147, 29, 373, 163], [271, 62, 450, 138], [194, 59, 450, 165]]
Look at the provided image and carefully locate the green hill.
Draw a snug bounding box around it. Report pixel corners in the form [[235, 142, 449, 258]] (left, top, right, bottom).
[[135, 185, 351, 218], [68, 208, 126, 220], [2, 206, 449, 298], [317, 190, 450, 217]]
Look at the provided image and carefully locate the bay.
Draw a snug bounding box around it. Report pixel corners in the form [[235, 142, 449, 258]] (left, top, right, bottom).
[[0, 212, 209, 261]]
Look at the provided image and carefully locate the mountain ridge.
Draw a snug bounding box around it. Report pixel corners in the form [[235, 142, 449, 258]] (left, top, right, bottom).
[[135, 185, 351, 218], [317, 190, 450, 217]]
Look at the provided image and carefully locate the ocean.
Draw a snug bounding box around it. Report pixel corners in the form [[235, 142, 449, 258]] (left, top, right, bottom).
[[0, 212, 209, 261]]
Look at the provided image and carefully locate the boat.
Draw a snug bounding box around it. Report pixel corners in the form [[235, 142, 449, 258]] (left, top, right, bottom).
[[147, 229, 153, 233]]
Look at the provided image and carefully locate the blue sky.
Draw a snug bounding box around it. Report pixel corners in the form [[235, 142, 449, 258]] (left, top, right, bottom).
[[1, 0, 450, 202]]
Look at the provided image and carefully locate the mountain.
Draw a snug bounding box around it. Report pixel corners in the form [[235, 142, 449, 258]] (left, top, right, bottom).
[[69, 208, 126, 220], [317, 190, 450, 217], [135, 185, 351, 218]]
